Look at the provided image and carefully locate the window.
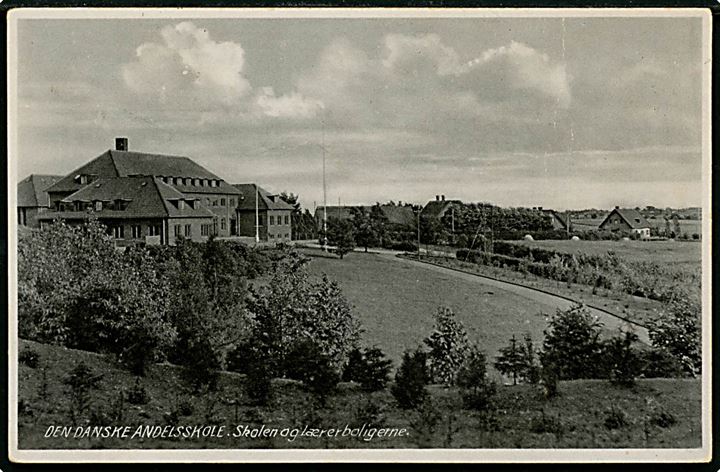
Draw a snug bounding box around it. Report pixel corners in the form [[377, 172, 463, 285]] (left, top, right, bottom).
[[94, 201, 103, 211], [178, 200, 185, 210], [220, 198, 226, 206], [221, 218, 226, 230], [201, 224, 210, 236], [131, 225, 142, 239], [174, 177, 180, 185], [174, 224, 181, 237], [193, 178, 200, 186], [285, 233, 289, 239], [269, 234, 275, 239], [269, 215, 275, 225], [184, 224, 192, 237], [112, 226, 124, 239], [212, 200, 218, 207], [284, 215, 289, 225], [148, 225, 161, 237], [230, 198, 235, 207]]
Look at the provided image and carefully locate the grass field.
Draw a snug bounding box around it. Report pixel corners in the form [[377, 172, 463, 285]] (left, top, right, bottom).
[[302, 249, 559, 366], [17, 339, 702, 449], [505, 239, 702, 265]]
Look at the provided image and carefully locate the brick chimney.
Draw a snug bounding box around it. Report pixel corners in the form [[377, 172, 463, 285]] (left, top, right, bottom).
[[615, 205, 620, 210], [436, 195, 440, 201], [441, 195, 445, 201], [115, 137, 128, 151]]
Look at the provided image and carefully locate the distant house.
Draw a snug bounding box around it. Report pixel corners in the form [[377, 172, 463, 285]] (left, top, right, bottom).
[[37, 175, 216, 245], [233, 183, 294, 242], [539, 208, 572, 231], [599, 207, 651, 238], [35, 137, 246, 244], [17, 174, 63, 227], [421, 195, 463, 220], [314, 204, 416, 230]]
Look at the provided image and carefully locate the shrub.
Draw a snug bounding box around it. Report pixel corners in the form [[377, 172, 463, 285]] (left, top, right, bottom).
[[540, 361, 560, 399], [342, 348, 364, 382], [284, 339, 340, 406], [238, 341, 274, 406], [175, 334, 222, 392], [19, 347, 40, 368], [494, 333, 540, 385], [352, 395, 386, 429], [602, 331, 642, 387], [529, 410, 564, 436], [603, 406, 628, 430], [457, 345, 496, 412], [392, 349, 429, 409], [648, 407, 677, 428], [63, 362, 103, 425], [127, 378, 150, 405], [424, 306, 470, 386], [639, 348, 685, 378], [540, 305, 604, 380], [342, 347, 392, 392], [410, 398, 442, 447], [647, 295, 701, 376]]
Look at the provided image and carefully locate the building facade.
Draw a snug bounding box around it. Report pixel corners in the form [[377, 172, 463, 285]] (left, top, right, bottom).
[[36, 138, 243, 245], [599, 207, 651, 238], [233, 183, 294, 242], [17, 174, 63, 228]]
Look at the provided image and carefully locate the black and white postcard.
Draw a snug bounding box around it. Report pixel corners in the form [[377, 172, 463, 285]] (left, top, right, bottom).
[[6, 8, 712, 463]]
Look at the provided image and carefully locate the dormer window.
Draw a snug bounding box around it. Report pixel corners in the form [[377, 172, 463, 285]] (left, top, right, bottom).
[[178, 200, 185, 210], [114, 198, 130, 211], [192, 178, 199, 186], [94, 201, 103, 211]]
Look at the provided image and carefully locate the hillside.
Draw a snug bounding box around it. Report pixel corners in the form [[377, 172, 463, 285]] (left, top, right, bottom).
[[17, 339, 702, 450]]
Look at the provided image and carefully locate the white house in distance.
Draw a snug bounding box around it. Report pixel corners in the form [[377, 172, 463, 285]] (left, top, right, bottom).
[[598, 206, 651, 239]]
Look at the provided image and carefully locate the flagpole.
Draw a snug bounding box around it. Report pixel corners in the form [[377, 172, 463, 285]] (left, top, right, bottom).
[[322, 112, 327, 250]]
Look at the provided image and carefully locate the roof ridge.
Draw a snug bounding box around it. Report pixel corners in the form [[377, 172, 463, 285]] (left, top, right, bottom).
[[107, 150, 122, 177], [149, 176, 173, 217]]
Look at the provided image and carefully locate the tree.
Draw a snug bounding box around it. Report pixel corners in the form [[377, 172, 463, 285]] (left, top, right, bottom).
[[247, 257, 361, 375], [494, 335, 524, 385], [351, 207, 378, 252], [392, 349, 429, 409], [326, 217, 355, 259], [602, 331, 641, 387], [647, 294, 701, 376], [457, 345, 496, 411], [342, 347, 393, 392], [540, 305, 604, 380], [424, 307, 470, 386]]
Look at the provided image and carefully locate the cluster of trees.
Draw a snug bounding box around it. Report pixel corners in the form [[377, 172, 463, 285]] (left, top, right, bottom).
[[323, 204, 420, 257], [456, 245, 701, 304], [18, 220, 362, 387]]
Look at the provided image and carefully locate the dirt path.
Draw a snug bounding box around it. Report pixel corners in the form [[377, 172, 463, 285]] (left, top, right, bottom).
[[382, 253, 650, 344]]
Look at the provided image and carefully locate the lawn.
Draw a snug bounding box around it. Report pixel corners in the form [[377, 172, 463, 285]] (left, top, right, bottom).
[[302, 249, 559, 366], [17, 339, 702, 450], [505, 239, 701, 265]]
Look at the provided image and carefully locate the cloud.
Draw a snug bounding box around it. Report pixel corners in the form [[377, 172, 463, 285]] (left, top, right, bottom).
[[254, 87, 324, 119], [456, 41, 571, 108], [382, 33, 461, 76], [123, 22, 251, 108]]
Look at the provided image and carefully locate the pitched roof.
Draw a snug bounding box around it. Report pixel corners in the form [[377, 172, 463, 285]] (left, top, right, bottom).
[[542, 209, 570, 228], [46, 149, 240, 195], [421, 199, 463, 218], [314, 205, 416, 227], [38, 176, 214, 220], [17, 174, 63, 207], [233, 184, 295, 211], [599, 208, 651, 230]]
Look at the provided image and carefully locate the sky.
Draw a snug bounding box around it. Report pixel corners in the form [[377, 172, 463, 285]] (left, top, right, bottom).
[[13, 14, 707, 211]]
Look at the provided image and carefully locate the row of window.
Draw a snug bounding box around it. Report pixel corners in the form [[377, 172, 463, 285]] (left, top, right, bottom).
[[268, 215, 290, 226], [207, 197, 234, 207], [59, 199, 131, 212], [268, 233, 291, 240], [109, 224, 161, 239], [159, 176, 223, 188]]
